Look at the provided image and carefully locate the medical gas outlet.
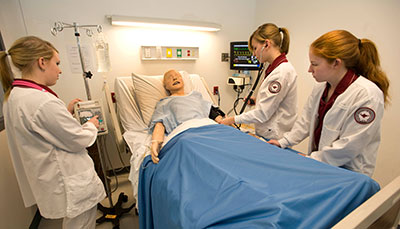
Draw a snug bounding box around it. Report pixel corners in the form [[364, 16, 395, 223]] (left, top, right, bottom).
[[74, 100, 108, 135]]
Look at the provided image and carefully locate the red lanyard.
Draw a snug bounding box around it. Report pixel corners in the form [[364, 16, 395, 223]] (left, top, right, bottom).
[[12, 79, 58, 97]]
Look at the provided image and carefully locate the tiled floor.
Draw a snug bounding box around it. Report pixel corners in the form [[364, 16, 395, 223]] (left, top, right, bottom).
[[38, 172, 139, 229]]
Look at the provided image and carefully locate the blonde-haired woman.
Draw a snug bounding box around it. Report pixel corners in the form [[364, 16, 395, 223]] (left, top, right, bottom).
[[0, 36, 105, 228], [221, 23, 298, 141], [269, 30, 390, 177]]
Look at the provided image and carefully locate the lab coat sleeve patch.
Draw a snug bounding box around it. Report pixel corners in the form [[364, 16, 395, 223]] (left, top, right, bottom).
[[354, 107, 375, 124], [268, 81, 281, 94]]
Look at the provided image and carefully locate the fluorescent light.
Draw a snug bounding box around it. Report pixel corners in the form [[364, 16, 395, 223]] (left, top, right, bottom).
[[109, 15, 221, 32]]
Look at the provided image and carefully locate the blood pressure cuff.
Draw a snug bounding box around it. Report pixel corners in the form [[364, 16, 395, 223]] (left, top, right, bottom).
[[209, 106, 226, 120]]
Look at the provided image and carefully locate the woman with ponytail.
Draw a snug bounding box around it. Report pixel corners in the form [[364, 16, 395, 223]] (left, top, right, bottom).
[[0, 36, 105, 228], [221, 23, 298, 141], [269, 30, 389, 177]]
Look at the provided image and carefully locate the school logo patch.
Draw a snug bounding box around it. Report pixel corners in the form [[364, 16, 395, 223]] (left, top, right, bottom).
[[268, 81, 281, 94], [354, 107, 375, 124]]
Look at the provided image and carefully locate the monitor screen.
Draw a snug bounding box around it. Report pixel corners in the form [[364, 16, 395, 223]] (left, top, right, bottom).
[[230, 41, 260, 71]]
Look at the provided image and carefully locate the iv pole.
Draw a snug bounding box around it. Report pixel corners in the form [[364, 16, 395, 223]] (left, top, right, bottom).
[[50, 22, 134, 229], [50, 22, 97, 100]]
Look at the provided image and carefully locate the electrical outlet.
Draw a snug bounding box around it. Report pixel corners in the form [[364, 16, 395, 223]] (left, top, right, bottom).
[[144, 48, 151, 58], [213, 86, 219, 95], [221, 53, 229, 62]]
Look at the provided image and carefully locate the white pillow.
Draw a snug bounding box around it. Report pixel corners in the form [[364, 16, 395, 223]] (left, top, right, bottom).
[[131, 71, 193, 126], [114, 76, 148, 132]]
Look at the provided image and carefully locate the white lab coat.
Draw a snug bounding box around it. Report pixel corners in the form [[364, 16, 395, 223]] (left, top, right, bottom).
[[278, 76, 384, 177], [3, 87, 105, 219], [235, 62, 297, 139]]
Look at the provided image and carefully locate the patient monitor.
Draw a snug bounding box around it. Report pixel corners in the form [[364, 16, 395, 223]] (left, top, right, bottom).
[[228, 41, 260, 90], [74, 100, 108, 135], [230, 41, 260, 71]]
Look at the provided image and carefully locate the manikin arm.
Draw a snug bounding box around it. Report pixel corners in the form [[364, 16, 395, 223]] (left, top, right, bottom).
[[151, 122, 165, 164]]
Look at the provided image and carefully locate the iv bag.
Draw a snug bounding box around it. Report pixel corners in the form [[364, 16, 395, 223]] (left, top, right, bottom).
[[94, 33, 111, 73]]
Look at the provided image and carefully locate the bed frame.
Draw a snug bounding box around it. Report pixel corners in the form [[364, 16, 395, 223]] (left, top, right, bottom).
[[333, 175, 400, 228], [103, 80, 127, 154], [106, 74, 400, 228]]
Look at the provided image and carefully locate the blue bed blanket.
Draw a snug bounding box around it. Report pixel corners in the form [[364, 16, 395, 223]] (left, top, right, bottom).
[[138, 124, 379, 229]]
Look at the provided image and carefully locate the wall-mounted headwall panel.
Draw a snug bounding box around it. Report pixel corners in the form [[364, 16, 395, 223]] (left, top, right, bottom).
[[141, 46, 198, 60]]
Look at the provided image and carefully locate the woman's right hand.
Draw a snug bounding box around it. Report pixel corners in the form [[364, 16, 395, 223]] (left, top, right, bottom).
[[88, 115, 100, 128], [267, 139, 281, 148], [245, 96, 256, 105], [220, 116, 235, 126]]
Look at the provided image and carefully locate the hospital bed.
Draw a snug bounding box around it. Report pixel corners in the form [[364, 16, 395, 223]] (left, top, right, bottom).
[[109, 71, 397, 228], [112, 71, 217, 206]]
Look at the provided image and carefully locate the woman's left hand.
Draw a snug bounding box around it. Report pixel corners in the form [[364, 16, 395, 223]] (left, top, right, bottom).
[[267, 139, 281, 147], [67, 98, 82, 115]]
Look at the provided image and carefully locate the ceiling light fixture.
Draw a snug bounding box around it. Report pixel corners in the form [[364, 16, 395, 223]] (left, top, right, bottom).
[[109, 15, 221, 32]]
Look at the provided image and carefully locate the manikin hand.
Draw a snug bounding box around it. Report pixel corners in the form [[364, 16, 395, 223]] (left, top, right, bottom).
[[214, 115, 223, 124], [151, 141, 162, 164]]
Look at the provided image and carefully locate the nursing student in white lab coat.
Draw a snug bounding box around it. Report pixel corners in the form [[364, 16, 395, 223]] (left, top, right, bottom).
[[269, 30, 390, 177], [221, 23, 298, 140], [0, 36, 105, 228]]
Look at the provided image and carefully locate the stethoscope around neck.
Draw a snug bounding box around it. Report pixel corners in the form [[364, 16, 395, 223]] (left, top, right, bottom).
[[238, 62, 265, 114], [238, 43, 268, 114]]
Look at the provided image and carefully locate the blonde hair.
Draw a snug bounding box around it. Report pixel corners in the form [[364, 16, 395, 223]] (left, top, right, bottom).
[[311, 30, 390, 105], [249, 23, 290, 54], [0, 36, 57, 100]]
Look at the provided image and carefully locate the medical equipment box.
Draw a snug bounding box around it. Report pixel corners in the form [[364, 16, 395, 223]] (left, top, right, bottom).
[[74, 100, 108, 135]]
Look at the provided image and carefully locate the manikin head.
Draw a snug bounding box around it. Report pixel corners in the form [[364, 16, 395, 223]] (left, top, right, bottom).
[[163, 69, 185, 95]]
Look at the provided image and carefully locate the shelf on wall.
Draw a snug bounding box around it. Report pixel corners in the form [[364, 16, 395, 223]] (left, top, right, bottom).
[[141, 46, 199, 60]]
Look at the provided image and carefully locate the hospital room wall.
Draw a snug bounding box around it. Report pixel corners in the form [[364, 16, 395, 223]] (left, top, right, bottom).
[[0, 0, 257, 112], [1, 0, 258, 169], [0, 0, 38, 227], [0, 0, 257, 171], [254, 0, 400, 187], [0, 0, 257, 227]]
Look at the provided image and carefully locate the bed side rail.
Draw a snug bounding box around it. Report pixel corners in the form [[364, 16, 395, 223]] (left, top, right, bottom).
[[333, 175, 400, 229]]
